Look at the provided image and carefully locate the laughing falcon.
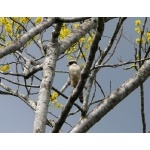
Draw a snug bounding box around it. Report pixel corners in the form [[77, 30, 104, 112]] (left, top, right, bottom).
[[67, 60, 83, 103]]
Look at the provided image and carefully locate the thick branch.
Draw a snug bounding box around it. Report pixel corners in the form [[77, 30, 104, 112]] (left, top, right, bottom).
[[82, 18, 126, 116], [0, 18, 55, 59], [70, 59, 150, 132], [52, 17, 105, 133], [59, 18, 98, 54], [33, 23, 61, 133], [55, 17, 91, 23], [24, 64, 43, 79]]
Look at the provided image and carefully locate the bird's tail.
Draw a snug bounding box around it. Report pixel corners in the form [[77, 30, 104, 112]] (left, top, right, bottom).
[[79, 92, 83, 103]]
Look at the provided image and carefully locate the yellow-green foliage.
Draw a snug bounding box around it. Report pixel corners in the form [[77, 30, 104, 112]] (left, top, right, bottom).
[[0, 64, 10, 72], [135, 19, 150, 44], [50, 92, 62, 109], [59, 23, 95, 63], [0, 18, 95, 109]]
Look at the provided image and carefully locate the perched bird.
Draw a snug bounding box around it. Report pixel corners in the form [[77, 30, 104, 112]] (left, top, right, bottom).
[[67, 60, 83, 103]]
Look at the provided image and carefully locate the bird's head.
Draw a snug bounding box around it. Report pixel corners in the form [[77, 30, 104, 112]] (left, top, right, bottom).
[[67, 60, 77, 66]]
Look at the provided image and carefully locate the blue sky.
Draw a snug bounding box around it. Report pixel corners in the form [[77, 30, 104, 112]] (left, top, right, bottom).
[[0, 17, 150, 133]]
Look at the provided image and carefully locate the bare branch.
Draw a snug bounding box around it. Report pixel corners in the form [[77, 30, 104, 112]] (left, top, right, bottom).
[[23, 64, 43, 79], [51, 23, 62, 43], [60, 78, 70, 93], [138, 17, 147, 133], [0, 18, 55, 59], [52, 86, 68, 99], [91, 58, 150, 70], [52, 17, 105, 133], [55, 17, 91, 23], [9, 17, 41, 49], [70, 58, 150, 133], [104, 17, 117, 22], [82, 18, 126, 117], [59, 18, 98, 54], [33, 22, 61, 133], [103, 26, 123, 64], [140, 84, 146, 133], [0, 82, 36, 110], [0, 76, 40, 88], [95, 80, 105, 98], [68, 109, 80, 116], [48, 112, 73, 129]]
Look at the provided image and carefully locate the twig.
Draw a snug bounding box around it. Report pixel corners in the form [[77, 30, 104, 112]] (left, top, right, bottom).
[[68, 109, 80, 116], [52, 17, 105, 133], [95, 80, 105, 97], [103, 26, 123, 64], [0, 76, 40, 88], [48, 112, 73, 128], [91, 57, 150, 71], [9, 17, 41, 49]]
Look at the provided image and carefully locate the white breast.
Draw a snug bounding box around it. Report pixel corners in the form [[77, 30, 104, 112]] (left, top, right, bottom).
[[69, 64, 81, 87]]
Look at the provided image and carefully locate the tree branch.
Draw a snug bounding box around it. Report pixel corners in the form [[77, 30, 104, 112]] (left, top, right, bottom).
[[59, 18, 98, 54], [52, 17, 105, 133], [55, 17, 91, 23], [82, 18, 126, 117], [0, 18, 55, 59], [70, 58, 150, 132], [140, 84, 146, 133], [0, 82, 36, 110], [33, 23, 61, 133]]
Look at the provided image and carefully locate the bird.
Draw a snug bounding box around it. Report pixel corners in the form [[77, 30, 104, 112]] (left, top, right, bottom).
[[67, 60, 83, 103]]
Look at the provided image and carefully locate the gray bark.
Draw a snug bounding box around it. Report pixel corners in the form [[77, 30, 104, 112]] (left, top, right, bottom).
[[33, 23, 62, 133], [0, 18, 55, 59], [33, 42, 60, 133], [70, 59, 150, 132], [52, 18, 105, 133]]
